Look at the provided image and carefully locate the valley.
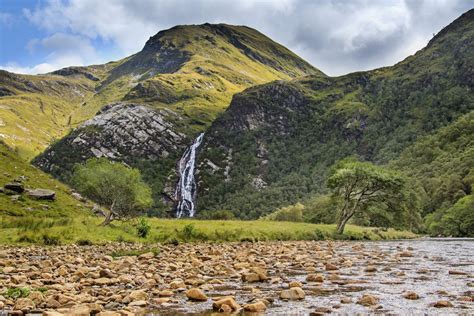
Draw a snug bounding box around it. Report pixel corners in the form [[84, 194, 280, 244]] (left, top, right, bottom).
[[0, 5, 473, 314]]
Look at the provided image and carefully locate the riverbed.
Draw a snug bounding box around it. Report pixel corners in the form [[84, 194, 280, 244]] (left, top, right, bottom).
[[0, 239, 472, 315]]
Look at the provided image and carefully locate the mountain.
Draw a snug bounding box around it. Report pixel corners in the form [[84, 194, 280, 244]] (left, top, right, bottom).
[[196, 9, 474, 221], [24, 24, 320, 213]]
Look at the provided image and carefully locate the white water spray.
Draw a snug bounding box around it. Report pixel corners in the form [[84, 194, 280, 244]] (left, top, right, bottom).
[[175, 133, 204, 218]]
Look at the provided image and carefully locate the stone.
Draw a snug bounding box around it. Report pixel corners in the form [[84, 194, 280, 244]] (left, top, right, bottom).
[[25, 188, 56, 200], [311, 307, 332, 314], [128, 300, 147, 307], [185, 288, 208, 301], [213, 297, 241, 311], [403, 291, 419, 300], [129, 290, 147, 301], [448, 270, 467, 275], [99, 269, 114, 278], [365, 266, 377, 272], [219, 304, 232, 313], [340, 297, 351, 304], [399, 251, 413, 258], [43, 311, 65, 316], [69, 304, 91, 315], [97, 312, 121, 316], [138, 252, 155, 259], [280, 287, 305, 300], [325, 263, 338, 271], [433, 300, 453, 308], [4, 182, 24, 193], [158, 290, 174, 297], [307, 274, 324, 282], [289, 281, 303, 288], [29, 291, 44, 304], [244, 301, 267, 312], [169, 280, 186, 289], [357, 294, 379, 306], [14, 298, 35, 311]]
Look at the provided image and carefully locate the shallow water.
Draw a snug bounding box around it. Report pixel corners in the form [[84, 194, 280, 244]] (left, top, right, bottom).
[[150, 239, 474, 315]]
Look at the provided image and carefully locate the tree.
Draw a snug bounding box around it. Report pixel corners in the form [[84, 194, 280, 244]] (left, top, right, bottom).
[[328, 159, 404, 234], [440, 195, 474, 237], [72, 158, 152, 225]]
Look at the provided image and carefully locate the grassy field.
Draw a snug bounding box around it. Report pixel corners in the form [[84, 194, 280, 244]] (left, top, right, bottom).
[[0, 216, 418, 245]]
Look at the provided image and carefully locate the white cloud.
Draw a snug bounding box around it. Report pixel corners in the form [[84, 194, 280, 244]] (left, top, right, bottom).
[[1, 33, 99, 74], [11, 0, 474, 75]]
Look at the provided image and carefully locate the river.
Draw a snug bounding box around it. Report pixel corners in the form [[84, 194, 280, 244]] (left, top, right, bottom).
[[152, 238, 473, 315]]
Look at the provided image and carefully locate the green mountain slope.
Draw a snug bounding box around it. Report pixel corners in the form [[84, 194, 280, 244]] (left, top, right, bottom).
[[197, 9, 474, 222], [390, 111, 473, 235], [0, 141, 91, 216]]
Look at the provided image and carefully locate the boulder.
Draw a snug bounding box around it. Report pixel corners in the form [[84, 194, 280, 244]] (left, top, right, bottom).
[[185, 288, 208, 301], [433, 300, 453, 308], [4, 182, 24, 193], [307, 274, 324, 282], [69, 304, 91, 315], [129, 290, 147, 301], [25, 188, 56, 200], [403, 291, 419, 300], [280, 287, 305, 300], [289, 281, 303, 288], [244, 301, 267, 312], [325, 263, 338, 271], [213, 297, 241, 311], [14, 298, 35, 311], [357, 294, 379, 306]]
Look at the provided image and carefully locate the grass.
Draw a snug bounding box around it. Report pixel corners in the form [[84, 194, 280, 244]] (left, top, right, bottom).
[[0, 216, 418, 245], [0, 141, 91, 217]]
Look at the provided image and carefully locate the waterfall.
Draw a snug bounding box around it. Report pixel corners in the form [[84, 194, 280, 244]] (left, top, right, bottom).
[[175, 133, 204, 218]]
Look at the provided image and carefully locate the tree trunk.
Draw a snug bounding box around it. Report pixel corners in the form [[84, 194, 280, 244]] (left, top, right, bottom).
[[100, 211, 114, 226], [336, 215, 350, 234]]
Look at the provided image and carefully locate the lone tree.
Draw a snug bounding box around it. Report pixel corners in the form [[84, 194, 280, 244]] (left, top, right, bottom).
[[72, 158, 152, 225], [328, 159, 404, 234]]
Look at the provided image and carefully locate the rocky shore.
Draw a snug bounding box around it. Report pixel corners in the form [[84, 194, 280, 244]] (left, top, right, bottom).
[[0, 240, 472, 315]]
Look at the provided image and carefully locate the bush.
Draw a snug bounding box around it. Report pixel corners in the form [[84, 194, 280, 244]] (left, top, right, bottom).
[[304, 194, 338, 224], [4, 287, 30, 299], [76, 239, 93, 246], [197, 210, 235, 220], [41, 234, 61, 245], [264, 203, 304, 222], [136, 217, 151, 238]]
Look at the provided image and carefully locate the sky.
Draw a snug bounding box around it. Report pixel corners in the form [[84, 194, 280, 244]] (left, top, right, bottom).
[[0, 0, 473, 76]]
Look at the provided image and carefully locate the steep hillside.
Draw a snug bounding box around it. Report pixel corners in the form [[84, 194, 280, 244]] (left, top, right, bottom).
[[0, 141, 91, 216], [197, 9, 474, 219], [31, 24, 321, 213], [0, 69, 101, 160], [391, 111, 473, 235]]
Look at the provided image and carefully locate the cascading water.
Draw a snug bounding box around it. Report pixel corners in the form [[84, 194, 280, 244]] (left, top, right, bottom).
[[175, 133, 204, 218]]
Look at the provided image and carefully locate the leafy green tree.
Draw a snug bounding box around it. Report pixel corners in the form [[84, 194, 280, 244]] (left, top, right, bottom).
[[72, 158, 152, 225], [440, 195, 474, 237], [328, 159, 405, 234]]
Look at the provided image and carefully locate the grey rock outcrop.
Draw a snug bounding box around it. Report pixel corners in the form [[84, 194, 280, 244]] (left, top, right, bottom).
[[34, 102, 187, 177]]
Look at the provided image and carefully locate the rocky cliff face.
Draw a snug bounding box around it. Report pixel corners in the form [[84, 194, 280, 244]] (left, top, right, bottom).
[[34, 103, 187, 204]]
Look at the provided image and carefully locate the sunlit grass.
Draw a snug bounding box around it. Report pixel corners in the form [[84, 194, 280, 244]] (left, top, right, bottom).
[[0, 215, 418, 245]]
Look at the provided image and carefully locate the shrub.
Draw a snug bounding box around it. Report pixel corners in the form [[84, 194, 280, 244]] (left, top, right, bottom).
[[264, 203, 304, 222], [136, 217, 151, 238], [76, 239, 93, 246], [4, 287, 30, 299], [41, 234, 61, 245], [197, 210, 235, 220]]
